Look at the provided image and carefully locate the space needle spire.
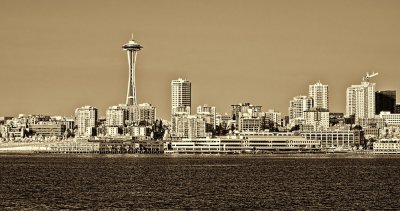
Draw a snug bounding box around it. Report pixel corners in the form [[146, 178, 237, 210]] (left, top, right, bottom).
[[122, 35, 143, 106]]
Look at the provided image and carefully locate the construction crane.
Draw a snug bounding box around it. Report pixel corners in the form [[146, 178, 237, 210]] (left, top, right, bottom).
[[363, 72, 379, 82]]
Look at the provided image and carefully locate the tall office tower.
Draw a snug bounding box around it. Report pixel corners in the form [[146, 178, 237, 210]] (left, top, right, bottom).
[[375, 90, 396, 114], [106, 105, 128, 127], [122, 35, 143, 106], [75, 106, 98, 137], [309, 81, 329, 110], [197, 104, 217, 130], [171, 78, 191, 115], [288, 96, 313, 120]]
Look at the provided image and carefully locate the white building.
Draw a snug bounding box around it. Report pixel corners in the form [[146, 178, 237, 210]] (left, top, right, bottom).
[[171, 78, 191, 115], [288, 96, 313, 126], [106, 105, 128, 127], [171, 106, 191, 135], [378, 112, 400, 126], [106, 126, 119, 137], [304, 108, 330, 131], [197, 104, 216, 130], [129, 103, 156, 125], [174, 115, 207, 139], [265, 109, 282, 127], [231, 103, 263, 132], [75, 106, 97, 137], [346, 81, 375, 119], [373, 139, 400, 154], [309, 81, 329, 110]]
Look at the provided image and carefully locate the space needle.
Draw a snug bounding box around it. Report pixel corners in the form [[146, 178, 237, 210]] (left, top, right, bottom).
[[122, 34, 143, 106]]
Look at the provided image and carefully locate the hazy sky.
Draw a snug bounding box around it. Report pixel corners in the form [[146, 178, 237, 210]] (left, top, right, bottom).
[[1, 0, 400, 119]]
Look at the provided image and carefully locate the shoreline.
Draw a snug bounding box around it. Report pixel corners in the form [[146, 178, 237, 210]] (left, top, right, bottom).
[[1, 151, 400, 158]]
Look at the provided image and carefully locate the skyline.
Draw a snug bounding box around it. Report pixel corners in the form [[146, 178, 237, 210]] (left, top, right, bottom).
[[1, 0, 400, 118]]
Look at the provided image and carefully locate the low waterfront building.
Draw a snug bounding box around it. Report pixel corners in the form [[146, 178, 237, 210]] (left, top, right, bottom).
[[42, 141, 100, 153], [300, 130, 356, 150], [98, 140, 164, 154], [373, 139, 400, 154], [169, 132, 320, 153]]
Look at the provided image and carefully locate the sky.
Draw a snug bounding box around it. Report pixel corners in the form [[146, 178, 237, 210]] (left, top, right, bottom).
[[1, 0, 400, 119]]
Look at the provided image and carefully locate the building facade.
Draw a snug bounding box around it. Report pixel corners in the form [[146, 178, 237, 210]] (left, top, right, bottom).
[[288, 96, 313, 126], [375, 90, 396, 114], [304, 108, 330, 131], [346, 81, 375, 119], [309, 81, 329, 110], [75, 106, 98, 137], [197, 104, 216, 130], [106, 105, 128, 127], [171, 78, 191, 115]]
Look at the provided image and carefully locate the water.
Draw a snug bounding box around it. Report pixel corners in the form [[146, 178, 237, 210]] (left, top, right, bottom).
[[0, 154, 399, 210]]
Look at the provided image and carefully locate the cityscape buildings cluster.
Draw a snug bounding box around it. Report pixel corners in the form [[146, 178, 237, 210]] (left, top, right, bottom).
[[1, 37, 400, 153]]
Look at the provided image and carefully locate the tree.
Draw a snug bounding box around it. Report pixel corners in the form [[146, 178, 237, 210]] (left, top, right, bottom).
[[289, 125, 300, 132]]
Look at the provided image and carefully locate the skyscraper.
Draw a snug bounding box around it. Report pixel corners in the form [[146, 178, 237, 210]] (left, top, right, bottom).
[[309, 81, 329, 110], [122, 35, 143, 106], [75, 106, 98, 137], [171, 78, 191, 115], [346, 81, 376, 119], [375, 90, 396, 114]]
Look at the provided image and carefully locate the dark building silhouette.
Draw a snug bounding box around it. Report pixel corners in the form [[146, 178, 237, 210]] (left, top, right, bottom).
[[375, 90, 396, 114]]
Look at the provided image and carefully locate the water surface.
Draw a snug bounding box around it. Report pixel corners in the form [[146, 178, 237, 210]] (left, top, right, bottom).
[[0, 154, 399, 210]]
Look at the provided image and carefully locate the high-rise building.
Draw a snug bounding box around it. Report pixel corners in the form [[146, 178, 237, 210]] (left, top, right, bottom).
[[346, 81, 376, 119], [133, 103, 157, 125], [75, 106, 98, 137], [171, 106, 191, 137], [197, 104, 216, 130], [309, 81, 329, 110], [122, 35, 143, 106], [174, 115, 207, 139], [375, 90, 396, 114], [289, 96, 313, 121], [106, 105, 128, 127], [171, 78, 191, 115]]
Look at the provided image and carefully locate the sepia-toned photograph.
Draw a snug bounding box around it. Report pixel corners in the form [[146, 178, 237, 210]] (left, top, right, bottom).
[[1, 0, 400, 209]]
